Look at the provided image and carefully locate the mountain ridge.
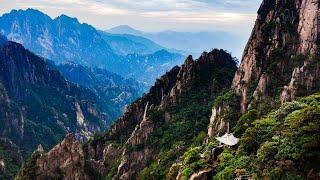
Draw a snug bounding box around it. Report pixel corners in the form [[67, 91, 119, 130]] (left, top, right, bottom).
[[106, 25, 246, 58], [15, 49, 238, 179], [0, 9, 184, 86], [0, 37, 111, 178]]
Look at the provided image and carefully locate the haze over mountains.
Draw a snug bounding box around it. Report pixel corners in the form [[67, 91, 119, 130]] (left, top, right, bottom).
[[0, 8, 184, 86], [107, 25, 246, 59]]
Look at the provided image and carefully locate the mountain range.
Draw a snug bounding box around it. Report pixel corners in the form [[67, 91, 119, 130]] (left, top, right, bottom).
[[14, 0, 320, 180], [56, 62, 145, 121], [107, 25, 246, 59], [0, 9, 184, 86], [0, 35, 112, 179]]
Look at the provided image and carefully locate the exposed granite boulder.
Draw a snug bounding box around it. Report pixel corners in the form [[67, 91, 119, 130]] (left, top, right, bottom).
[[189, 168, 214, 180], [16, 134, 90, 180]]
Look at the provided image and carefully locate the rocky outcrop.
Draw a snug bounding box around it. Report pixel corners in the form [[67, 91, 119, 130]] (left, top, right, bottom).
[[0, 160, 4, 174], [116, 103, 157, 179], [189, 168, 214, 180], [207, 106, 225, 138], [281, 57, 320, 103], [35, 134, 87, 179], [297, 0, 319, 54], [108, 65, 180, 143], [16, 134, 92, 180], [164, 50, 237, 107]]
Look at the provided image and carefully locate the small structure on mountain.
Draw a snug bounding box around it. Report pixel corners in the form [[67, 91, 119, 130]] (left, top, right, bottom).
[[0, 159, 5, 173], [216, 122, 239, 146]]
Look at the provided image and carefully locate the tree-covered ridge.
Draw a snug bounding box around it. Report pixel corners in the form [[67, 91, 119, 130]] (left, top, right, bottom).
[[14, 49, 238, 179], [174, 93, 320, 179], [0, 39, 109, 179], [102, 49, 237, 179]]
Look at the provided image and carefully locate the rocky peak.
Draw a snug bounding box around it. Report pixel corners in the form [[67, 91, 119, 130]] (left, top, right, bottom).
[[16, 49, 237, 179], [112, 49, 237, 179], [164, 49, 237, 106], [16, 133, 90, 180], [207, 0, 320, 139]]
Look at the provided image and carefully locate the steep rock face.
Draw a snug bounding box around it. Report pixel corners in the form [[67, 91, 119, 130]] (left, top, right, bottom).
[[164, 50, 237, 106], [207, 0, 320, 139], [297, 0, 319, 54], [16, 134, 89, 180], [108, 65, 181, 143], [281, 58, 320, 103], [0, 39, 107, 161], [232, 0, 319, 114], [114, 50, 236, 179], [17, 49, 237, 179]]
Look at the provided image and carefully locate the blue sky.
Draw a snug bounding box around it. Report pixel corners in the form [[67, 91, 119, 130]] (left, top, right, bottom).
[[0, 0, 261, 34]]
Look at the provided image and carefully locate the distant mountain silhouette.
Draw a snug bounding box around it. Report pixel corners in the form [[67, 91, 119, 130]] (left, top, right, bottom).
[[107, 25, 246, 59], [0, 9, 184, 86]]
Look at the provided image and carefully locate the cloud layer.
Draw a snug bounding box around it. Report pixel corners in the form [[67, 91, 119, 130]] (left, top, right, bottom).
[[0, 0, 261, 33]]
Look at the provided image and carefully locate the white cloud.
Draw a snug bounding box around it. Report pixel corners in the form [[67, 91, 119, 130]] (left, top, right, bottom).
[[0, 0, 261, 33]]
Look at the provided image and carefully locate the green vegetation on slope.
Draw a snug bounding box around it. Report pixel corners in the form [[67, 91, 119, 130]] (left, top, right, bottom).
[[0, 139, 22, 179], [139, 90, 214, 179], [176, 93, 320, 179]]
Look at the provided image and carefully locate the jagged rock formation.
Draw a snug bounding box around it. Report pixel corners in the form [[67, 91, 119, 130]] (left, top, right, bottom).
[[16, 134, 92, 180], [232, 0, 319, 112], [208, 0, 320, 138], [16, 49, 237, 179]]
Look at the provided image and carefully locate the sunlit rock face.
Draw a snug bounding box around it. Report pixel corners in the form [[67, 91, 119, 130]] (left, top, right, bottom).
[[208, 0, 320, 138], [232, 0, 319, 113]]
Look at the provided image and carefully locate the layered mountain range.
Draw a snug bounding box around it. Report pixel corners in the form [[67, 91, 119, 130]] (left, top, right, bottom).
[[107, 25, 246, 58], [56, 62, 145, 121], [6, 0, 320, 179], [0, 9, 184, 85]]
